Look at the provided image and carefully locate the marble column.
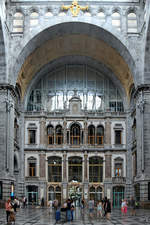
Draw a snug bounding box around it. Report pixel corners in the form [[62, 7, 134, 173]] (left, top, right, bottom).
[[63, 120, 67, 145], [84, 120, 87, 145], [105, 119, 111, 146], [84, 152, 88, 182], [63, 152, 67, 182], [40, 116, 46, 146], [40, 153, 46, 178], [105, 153, 112, 179], [62, 152, 68, 202]]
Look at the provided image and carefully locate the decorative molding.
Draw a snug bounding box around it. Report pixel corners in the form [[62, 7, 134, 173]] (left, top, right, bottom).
[[62, 0, 88, 17]]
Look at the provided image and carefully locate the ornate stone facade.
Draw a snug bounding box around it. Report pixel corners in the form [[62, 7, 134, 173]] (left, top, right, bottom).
[[0, 0, 150, 208]]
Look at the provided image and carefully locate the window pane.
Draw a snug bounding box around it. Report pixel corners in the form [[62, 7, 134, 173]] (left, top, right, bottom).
[[45, 12, 53, 17], [128, 13, 136, 18], [115, 130, 121, 144], [128, 20, 137, 27], [30, 12, 39, 17], [14, 12, 23, 18], [30, 19, 38, 26], [112, 20, 120, 26], [29, 130, 36, 144], [97, 12, 105, 18], [0, 182, 2, 200], [13, 27, 23, 33], [112, 12, 120, 18], [13, 20, 23, 26]]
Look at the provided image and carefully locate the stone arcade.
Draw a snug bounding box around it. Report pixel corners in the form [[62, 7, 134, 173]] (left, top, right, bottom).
[[0, 0, 150, 208]]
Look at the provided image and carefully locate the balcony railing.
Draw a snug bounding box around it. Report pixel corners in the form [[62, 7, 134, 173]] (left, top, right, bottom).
[[112, 176, 126, 184]]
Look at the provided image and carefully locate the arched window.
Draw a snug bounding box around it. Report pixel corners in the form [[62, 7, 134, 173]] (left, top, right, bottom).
[[58, 12, 66, 16], [30, 11, 39, 28], [48, 157, 62, 182], [28, 156, 37, 177], [47, 125, 54, 145], [27, 90, 41, 111], [55, 125, 63, 145], [97, 11, 105, 23], [112, 12, 121, 31], [127, 12, 137, 33], [68, 157, 82, 182], [14, 118, 19, 141], [89, 186, 96, 201], [55, 186, 61, 203], [84, 12, 91, 17], [97, 125, 104, 145], [132, 119, 136, 142], [27, 65, 124, 113], [70, 123, 81, 145], [89, 157, 103, 182], [45, 11, 53, 20], [13, 12, 24, 33], [14, 155, 18, 172], [48, 186, 55, 201], [96, 186, 103, 201], [88, 125, 95, 145]]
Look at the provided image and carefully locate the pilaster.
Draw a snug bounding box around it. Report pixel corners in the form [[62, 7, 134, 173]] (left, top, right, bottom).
[[105, 119, 111, 146]]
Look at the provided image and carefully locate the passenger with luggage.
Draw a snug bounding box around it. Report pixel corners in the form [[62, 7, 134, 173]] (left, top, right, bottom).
[[67, 199, 72, 221], [71, 203, 75, 221]]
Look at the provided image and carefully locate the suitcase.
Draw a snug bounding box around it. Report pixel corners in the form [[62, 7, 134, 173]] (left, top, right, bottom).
[[55, 209, 61, 221]]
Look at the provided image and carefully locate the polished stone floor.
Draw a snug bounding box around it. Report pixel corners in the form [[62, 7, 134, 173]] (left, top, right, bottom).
[[1, 207, 150, 225]]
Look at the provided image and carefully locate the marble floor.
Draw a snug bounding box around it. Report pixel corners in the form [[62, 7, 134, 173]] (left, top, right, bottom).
[[0, 207, 150, 225]]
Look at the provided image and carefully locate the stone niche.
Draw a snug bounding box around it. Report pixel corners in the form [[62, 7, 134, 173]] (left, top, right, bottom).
[[69, 96, 82, 115]]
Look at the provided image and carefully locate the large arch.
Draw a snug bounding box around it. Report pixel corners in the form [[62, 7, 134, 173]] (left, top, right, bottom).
[[13, 22, 135, 101], [144, 13, 150, 83], [0, 20, 6, 82]]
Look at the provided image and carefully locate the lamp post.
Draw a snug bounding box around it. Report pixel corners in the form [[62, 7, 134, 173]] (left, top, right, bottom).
[[10, 181, 14, 200]]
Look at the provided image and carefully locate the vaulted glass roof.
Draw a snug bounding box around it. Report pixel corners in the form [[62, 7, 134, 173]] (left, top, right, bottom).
[[27, 64, 124, 113]]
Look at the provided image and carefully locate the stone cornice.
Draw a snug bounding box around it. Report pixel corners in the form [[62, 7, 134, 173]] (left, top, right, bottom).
[[0, 83, 17, 98], [133, 84, 150, 98]]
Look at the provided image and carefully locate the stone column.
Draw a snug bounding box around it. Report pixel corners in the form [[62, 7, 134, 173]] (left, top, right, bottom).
[[83, 152, 89, 202], [63, 120, 67, 145], [40, 116, 46, 146], [63, 152, 67, 182], [0, 85, 16, 199], [105, 119, 111, 146], [105, 153, 112, 179], [84, 120, 87, 146], [62, 152, 68, 202], [104, 153, 112, 200], [84, 152, 88, 182], [40, 153, 46, 178], [135, 88, 150, 206]]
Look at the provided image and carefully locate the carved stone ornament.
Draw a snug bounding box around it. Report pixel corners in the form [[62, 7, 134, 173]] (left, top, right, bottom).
[[62, 0, 88, 17]]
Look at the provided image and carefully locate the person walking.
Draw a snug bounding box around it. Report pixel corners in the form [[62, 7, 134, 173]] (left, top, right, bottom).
[[130, 197, 136, 216], [5, 198, 12, 223], [103, 197, 108, 218], [97, 201, 103, 219], [121, 199, 127, 216], [105, 199, 111, 220], [66, 199, 72, 221], [88, 199, 94, 219], [71, 203, 75, 221]]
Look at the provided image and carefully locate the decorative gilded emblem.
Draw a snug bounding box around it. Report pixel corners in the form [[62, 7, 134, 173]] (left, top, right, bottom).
[[62, 0, 88, 17]]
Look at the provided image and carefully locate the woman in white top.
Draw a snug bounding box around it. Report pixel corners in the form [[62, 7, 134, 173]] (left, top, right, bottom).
[[97, 201, 103, 219]]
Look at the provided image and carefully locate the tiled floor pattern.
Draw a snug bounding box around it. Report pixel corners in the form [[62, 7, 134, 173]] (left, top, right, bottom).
[[0, 207, 150, 225]]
